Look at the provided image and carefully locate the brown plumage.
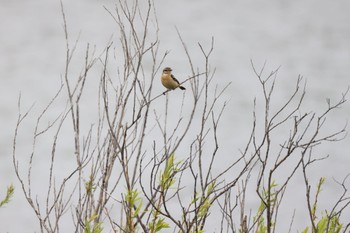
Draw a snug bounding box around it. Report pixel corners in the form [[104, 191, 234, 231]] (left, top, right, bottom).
[[161, 67, 186, 90]]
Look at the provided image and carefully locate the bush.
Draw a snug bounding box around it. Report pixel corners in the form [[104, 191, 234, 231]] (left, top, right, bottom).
[[12, 1, 350, 232]]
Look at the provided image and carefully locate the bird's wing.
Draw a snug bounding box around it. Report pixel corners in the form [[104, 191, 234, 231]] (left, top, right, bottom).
[[171, 74, 181, 85]]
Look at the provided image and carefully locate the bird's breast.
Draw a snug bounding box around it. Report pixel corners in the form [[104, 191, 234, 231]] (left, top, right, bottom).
[[161, 74, 178, 90]]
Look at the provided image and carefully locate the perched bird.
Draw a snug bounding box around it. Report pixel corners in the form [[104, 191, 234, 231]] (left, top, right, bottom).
[[161, 67, 186, 91]]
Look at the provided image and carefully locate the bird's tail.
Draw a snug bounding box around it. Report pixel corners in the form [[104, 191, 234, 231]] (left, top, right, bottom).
[[179, 86, 186, 90]]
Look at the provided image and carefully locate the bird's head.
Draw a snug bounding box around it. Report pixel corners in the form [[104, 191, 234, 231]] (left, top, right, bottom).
[[163, 67, 172, 74]]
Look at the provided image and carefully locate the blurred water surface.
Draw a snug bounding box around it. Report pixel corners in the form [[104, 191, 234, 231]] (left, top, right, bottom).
[[1, 0, 349, 232]]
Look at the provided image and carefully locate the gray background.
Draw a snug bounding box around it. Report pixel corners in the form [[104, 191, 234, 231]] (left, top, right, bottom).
[[1, 0, 349, 232]]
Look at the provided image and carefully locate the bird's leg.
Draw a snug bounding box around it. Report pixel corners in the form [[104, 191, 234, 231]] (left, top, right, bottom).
[[163, 89, 171, 95]]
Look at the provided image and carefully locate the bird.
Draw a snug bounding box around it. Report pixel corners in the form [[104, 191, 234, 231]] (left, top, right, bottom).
[[161, 67, 186, 91]]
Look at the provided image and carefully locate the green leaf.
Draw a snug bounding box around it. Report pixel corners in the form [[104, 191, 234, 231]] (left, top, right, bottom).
[[301, 226, 309, 233], [316, 216, 327, 232], [0, 184, 14, 208], [84, 214, 103, 233], [149, 217, 170, 232], [85, 175, 96, 195], [160, 154, 179, 190]]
